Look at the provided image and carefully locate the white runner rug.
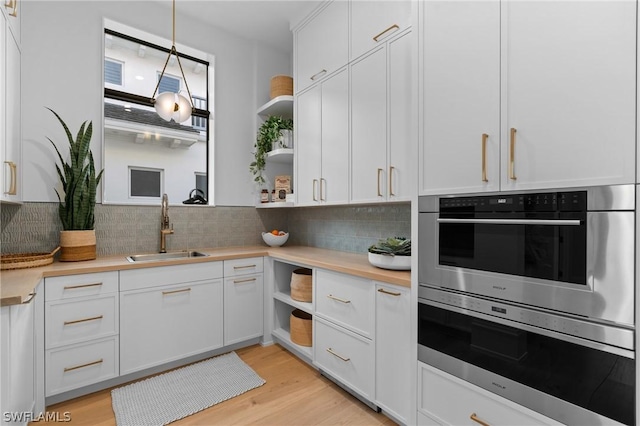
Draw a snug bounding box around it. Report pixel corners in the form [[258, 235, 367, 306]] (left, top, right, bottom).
[[111, 351, 266, 425]]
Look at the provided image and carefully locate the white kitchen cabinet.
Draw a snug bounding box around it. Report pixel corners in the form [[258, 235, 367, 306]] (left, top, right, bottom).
[[420, 0, 636, 195], [418, 362, 561, 426], [294, 0, 348, 94], [224, 257, 264, 345], [350, 0, 412, 61], [295, 69, 349, 206], [375, 282, 410, 424], [1, 289, 37, 425], [120, 264, 224, 375], [351, 30, 414, 204]]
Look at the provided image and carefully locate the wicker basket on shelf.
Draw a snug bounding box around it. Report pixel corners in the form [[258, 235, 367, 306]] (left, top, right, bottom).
[[1, 247, 60, 270], [270, 75, 293, 99], [290, 268, 312, 302], [290, 309, 312, 347]]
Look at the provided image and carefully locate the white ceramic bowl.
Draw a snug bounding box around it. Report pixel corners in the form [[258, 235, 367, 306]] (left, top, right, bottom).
[[262, 232, 289, 247], [368, 252, 411, 270]]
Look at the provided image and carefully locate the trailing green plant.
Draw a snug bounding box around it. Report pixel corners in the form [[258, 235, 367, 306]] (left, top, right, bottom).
[[47, 108, 104, 230], [368, 237, 411, 256], [250, 115, 293, 184]]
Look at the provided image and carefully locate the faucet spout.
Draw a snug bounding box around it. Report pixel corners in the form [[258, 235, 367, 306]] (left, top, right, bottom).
[[160, 194, 174, 253]]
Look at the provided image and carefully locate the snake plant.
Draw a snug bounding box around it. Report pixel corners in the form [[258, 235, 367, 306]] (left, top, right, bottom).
[[47, 108, 104, 230], [368, 237, 411, 256]]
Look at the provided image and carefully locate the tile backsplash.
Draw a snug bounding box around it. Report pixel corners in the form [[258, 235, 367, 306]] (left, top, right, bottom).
[[1, 202, 410, 256]]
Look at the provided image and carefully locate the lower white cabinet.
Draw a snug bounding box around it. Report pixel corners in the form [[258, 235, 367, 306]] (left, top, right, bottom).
[[223, 257, 264, 345]]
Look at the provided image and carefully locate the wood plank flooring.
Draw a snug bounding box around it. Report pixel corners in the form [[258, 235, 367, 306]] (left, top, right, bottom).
[[38, 344, 397, 425]]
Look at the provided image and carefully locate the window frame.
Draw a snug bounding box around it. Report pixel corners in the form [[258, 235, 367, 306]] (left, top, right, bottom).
[[104, 57, 124, 87]]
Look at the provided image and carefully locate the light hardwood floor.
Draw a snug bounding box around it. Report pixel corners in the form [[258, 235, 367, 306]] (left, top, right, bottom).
[[38, 344, 397, 425]]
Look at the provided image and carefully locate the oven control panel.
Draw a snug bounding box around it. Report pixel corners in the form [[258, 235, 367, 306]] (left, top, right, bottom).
[[439, 191, 586, 212]]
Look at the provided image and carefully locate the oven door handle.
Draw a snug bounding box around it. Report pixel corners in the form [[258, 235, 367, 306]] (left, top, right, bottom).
[[437, 218, 582, 226]]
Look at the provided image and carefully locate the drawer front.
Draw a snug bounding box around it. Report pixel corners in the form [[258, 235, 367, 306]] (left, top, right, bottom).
[[314, 317, 374, 400], [46, 337, 119, 396], [315, 269, 374, 338], [46, 295, 118, 349], [120, 261, 223, 291], [45, 272, 118, 301], [224, 257, 264, 277]]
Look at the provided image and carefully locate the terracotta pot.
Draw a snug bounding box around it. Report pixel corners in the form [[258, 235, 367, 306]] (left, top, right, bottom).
[[59, 230, 96, 262]]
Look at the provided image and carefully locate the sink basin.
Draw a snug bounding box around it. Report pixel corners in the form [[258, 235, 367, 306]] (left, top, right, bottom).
[[126, 251, 209, 263]]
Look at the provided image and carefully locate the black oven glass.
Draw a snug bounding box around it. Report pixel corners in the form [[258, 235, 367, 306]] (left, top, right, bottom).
[[418, 303, 635, 425], [439, 191, 587, 285]]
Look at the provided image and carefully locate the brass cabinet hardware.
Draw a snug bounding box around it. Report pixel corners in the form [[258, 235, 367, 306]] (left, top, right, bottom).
[[373, 24, 399, 42], [389, 166, 396, 196], [326, 347, 350, 362], [64, 315, 104, 326], [63, 282, 103, 290], [481, 133, 489, 182], [470, 413, 491, 426], [320, 178, 326, 201], [64, 359, 103, 373], [313, 179, 318, 201], [509, 128, 517, 180], [162, 287, 191, 295], [4, 161, 16, 195], [9, 0, 16, 17], [22, 292, 36, 304], [377, 288, 401, 297], [377, 168, 384, 197], [233, 264, 256, 270], [310, 69, 327, 81], [327, 294, 351, 304], [233, 278, 257, 284]]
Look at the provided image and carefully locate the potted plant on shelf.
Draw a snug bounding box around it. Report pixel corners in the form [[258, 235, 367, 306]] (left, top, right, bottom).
[[249, 115, 293, 184], [47, 108, 104, 261], [368, 237, 411, 270]]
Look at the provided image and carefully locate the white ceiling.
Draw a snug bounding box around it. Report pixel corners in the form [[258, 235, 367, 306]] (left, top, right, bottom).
[[156, 0, 323, 53]]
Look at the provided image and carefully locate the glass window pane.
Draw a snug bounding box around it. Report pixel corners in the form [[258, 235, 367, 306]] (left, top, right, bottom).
[[130, 168, 162, 197], [105, 59, 123, 85]]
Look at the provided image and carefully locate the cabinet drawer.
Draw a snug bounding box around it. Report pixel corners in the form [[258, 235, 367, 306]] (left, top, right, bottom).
[[46, 337, 119, 396], [315, 269, 374, 338], [46, 295, 118, 349], [45, 272, 118, 301], [224, 257, 263, 277], [120, 261, 223, 291], [314, 317, 374, 400]]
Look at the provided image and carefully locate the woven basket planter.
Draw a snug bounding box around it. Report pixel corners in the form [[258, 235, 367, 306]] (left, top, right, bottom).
[[59, 230, 96, 262], [270, 75, 293, 99], [290, 309, 312, 347], [291, 268, 312, 302]]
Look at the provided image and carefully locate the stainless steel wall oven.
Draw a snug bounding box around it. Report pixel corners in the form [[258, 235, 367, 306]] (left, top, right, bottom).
[[418, 185, 635, 425]]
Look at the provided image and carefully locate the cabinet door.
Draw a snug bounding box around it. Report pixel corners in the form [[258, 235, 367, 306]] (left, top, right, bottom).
[[295, 0, 349, 93], [3, 18, 20, 203], [320, 69, 349, 204], [350, 0, 412, 61], [351, 47, 387, 203], [420, 1, 500, 196], [502, 1, 636, 191], [224, 274, 263, 346], [120, 280, 223, 375], [375, 283, 411, 424], [295, 85, 322, 206]]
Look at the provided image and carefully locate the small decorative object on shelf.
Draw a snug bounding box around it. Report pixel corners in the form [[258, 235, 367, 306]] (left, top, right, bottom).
[[368, 237, 411, 271], [260, 189, 269, 203], [270, 75, 293, 99], [290, 268, 312, 302]]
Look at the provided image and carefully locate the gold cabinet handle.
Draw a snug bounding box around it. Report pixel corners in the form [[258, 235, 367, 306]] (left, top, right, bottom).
[[373, 24, 399, 42], [389, 166, 396, 196], [162, 287, 191, 295], [326, 347, 350, 362], [327, 294, 351, 304], [481, 133, 489, 182], [233, 264, 257, 270], [233, 278, 257, 284], [320, 178, 326, 201], [64, 359, 103, 373], [377, 288, 401, 297], [9, 0, 16, 16], [377, 168, 383, 197], [312, 179, 318, 201], [4, 161, 16, 195], [509, 128, 517, 180], [470, 413, 491, 426], [64, 315, 104, 326], [310, 69, 327, 81], [63, 282, 103, 290]]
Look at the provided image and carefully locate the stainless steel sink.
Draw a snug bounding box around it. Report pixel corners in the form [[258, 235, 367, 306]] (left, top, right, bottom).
[[126, 251, 209, 263]]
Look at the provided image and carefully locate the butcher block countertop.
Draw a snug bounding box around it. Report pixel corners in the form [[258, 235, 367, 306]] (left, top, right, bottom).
[[1, 246, 411, 306]]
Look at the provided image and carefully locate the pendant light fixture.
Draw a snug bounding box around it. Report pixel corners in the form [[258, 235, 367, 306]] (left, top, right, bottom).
[[151, 0, 194, 123]]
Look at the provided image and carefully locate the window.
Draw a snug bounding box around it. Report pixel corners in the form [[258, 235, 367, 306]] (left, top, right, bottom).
[[192, 96, 207, 130], [105, 59, 123, 86], [158, 74, 181, 94], [129, 167, 163, 198], [195, 172, 207, 195]]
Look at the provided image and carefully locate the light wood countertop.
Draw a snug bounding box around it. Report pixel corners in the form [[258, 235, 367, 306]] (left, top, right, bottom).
[[0, 246, 411, 306]]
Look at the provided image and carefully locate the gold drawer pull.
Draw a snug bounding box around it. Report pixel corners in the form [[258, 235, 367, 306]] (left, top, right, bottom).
[[233, 264, 257, 269], [327, 294, 350, 304], [509, 128, 517, 180], [4, 161, 16, 195], [377, 288, 401, 297], [162, 288, 191, 295], [481, 133, 489, 182], [310, 69, 327, 81], [313, 179, 319, 201], [389, 166, 396, 197], [63, 282, 103, 290], [64, 315, 103, 326], [320, 178, 326, 201], [234, 278, 257, 284], [64, 358, 103, 373], [377, 168, 383, 197], [326, 347, 350, 362], [470, 413, 491, 426], [373, 24, 399, 42]]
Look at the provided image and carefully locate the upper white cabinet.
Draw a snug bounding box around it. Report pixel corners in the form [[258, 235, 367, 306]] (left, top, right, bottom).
[[420, 0, 637, 195], [295, 1, 348, 93], [350, 0, 411, 61]]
